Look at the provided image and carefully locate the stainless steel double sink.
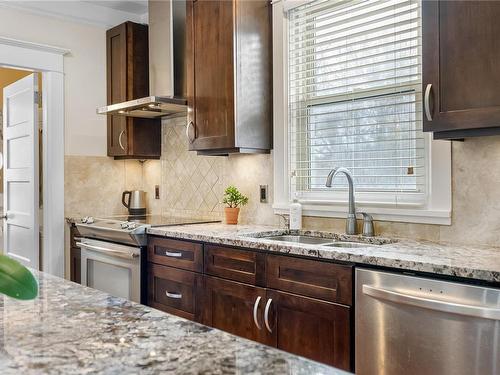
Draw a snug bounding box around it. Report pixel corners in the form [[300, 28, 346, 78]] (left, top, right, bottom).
[[260, 234, 380, 248]]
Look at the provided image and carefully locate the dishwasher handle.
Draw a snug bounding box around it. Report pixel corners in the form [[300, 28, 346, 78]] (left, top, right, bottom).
[[363, 284, 500, 321]]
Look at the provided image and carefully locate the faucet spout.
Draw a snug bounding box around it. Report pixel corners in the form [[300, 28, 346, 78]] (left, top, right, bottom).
[[325, 167, 357, 235], [325, 167, 356, 216]]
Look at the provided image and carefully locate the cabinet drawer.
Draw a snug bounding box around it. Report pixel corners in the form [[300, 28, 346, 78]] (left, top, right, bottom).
[[147, 263, 202, 321], [204, 244, 266, 285], [148, 237, 203, 272], [267, 255, 352, 306]]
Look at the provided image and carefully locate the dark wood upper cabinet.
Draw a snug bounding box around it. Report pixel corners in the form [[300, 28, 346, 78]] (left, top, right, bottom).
[[186, 0, 272, 155], [106, 22, 161, 159], [423, 1, 500, 139]]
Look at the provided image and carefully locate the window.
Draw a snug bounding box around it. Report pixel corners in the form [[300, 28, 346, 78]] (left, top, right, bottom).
[[273, 0, 451, 224]]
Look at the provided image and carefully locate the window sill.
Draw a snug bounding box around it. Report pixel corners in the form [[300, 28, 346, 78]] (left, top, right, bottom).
[[273, 202, 451, 225]]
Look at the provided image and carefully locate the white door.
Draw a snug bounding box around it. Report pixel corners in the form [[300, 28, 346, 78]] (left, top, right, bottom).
[[2, 73, 39, 268]]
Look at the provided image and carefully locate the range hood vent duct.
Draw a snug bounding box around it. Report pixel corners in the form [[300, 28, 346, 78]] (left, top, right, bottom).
[[97, 0, 187, 119]]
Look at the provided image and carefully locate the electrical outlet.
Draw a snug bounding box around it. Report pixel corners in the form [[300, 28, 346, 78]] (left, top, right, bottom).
[[260, 185, 268, 203]]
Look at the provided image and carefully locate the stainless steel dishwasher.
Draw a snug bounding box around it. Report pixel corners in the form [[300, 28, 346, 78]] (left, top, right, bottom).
[[356, 268, 500, 375]]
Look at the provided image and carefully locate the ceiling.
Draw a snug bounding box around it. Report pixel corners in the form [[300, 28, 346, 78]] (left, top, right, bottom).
[[84, 1, 148, 15], [0, 0, 149, 28]]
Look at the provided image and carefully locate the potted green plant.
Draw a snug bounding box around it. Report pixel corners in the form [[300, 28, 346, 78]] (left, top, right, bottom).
[[222, 185, 249, 225], [0, 255, 38, 300]]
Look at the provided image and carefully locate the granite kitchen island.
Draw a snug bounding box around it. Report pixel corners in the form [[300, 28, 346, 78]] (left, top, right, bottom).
[[0, 270, 347, 374]]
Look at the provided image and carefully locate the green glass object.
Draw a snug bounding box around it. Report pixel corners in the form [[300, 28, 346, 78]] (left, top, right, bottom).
[[0, 254, 38, 300]]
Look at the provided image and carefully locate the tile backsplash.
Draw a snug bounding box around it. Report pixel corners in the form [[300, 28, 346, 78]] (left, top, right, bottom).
[[65, 116, 275, 225], [158, 117, 275, 224], [65, 117, 500, 247]]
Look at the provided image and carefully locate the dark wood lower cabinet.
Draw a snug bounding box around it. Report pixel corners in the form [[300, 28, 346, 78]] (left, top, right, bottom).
[[266, 290, 351, 371], [146, 236, 352, 370], [70, 247, 81, 284], [201, 276, 272, 345], [69, 225, 81, 284], [148, 263, 202, 322]]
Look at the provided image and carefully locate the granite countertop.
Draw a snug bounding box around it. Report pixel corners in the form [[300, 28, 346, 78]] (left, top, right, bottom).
[[147, 223, 500, 283], [0, 270, 348, 375]]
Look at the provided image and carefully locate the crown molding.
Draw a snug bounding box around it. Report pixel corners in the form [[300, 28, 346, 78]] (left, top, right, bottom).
[[0, 2, 148, 29], [0, 36, 70, 56]]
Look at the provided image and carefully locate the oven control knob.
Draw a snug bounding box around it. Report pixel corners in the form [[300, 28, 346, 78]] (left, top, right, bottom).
[[120, 222, 129, 229], [86, 217, 94, 224], [81, 217, 88, 223], [127, 223, 137, 230]]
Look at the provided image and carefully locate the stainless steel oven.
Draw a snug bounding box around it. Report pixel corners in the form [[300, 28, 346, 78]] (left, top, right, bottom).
[[77, 238, 142, 303]]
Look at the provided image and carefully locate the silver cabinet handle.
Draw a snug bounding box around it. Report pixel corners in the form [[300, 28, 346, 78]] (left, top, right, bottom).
[[76, 242, 139, 260], [424, 83, 433, 121], [0, 213, 7, 220], [363, 284, 500, 321], [253, 296, 262, 330], [186, 121, 195, 143], [165, 251, 183, 258], [118, 130, 126, 150], [165, 291, 182, 299], [264, 298, 273, 333]]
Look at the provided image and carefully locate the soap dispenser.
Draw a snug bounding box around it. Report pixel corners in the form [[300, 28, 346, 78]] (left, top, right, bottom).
[[289, 199, 302, 230]]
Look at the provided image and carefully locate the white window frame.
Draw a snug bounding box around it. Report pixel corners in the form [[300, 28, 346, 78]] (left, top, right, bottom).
[[272, 0, 451, 225]]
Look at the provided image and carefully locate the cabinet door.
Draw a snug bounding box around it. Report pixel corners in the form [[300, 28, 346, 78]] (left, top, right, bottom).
[[148, 263, 202, 322], [187, 0, 235, 151], [423, 1, 500, 136], [106, 23, 128, 156], [201, 276, 272, 345], [70, 247, 81, 284], [266, 290, 351, 371]]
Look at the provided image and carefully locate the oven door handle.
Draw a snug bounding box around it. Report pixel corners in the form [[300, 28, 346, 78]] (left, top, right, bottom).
[[76, 242, 139, 260]]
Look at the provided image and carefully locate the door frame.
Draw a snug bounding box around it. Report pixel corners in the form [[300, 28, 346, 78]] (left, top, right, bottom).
[[0, 36, 70, 277]]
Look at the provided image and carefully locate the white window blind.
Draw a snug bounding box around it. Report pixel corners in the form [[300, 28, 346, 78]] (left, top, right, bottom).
[[288, 0, 425, 203]]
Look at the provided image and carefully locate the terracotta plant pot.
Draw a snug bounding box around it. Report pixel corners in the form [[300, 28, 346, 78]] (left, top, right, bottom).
[[224, 207, 240, 225]]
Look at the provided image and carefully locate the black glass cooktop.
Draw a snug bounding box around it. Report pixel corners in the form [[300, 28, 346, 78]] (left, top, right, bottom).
[[100, 214, 220, 227]]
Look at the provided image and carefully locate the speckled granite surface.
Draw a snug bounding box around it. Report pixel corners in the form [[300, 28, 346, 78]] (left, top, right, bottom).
[[0, 270, 347, 375], [147, 223, 500, 283]]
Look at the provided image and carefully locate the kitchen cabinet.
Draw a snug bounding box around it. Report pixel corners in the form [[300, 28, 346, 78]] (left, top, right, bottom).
[[186, 0, 272, 155], [147, 263, 203, 321], [266, 290, 351, 369], [146, 236, 353, 370], [69, 225, 81, 284], [106, 22, 161, 159], [423, 1, 500, 139], [201, 276, 272, 345]]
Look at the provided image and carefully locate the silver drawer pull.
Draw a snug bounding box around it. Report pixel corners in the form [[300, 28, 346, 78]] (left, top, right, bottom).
[[165, 251, 183, 258], [165, 291, 182, 299]]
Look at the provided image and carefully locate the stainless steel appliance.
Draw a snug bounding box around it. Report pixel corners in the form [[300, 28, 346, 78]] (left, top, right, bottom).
[[78, 238, 142, 302], [97, 0, 187, 118], [122, 190, 147, 216], [75, 215, 220, 303], [356, 268, 500, 375]]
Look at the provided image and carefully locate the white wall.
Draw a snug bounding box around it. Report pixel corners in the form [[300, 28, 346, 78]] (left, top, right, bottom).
[[0, 7, 107, 156]]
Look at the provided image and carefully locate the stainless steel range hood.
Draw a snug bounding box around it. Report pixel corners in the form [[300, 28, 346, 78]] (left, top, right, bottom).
[[97, 0, 187, 118]]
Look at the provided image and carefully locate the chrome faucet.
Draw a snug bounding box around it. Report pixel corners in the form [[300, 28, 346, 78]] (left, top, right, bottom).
[[325, 167, 357, 235], [325, 167, 375, 236]]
